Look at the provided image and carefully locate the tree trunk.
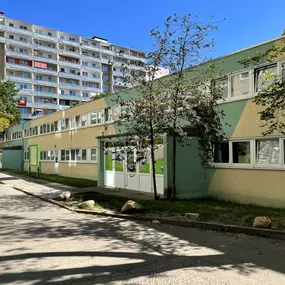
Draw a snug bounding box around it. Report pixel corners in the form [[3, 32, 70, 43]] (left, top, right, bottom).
[[171, 132, 177, 200], [150, 126, 158, 200]]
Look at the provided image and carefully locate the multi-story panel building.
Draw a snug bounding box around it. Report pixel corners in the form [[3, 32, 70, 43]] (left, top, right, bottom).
[[0, 12, 146, 120]]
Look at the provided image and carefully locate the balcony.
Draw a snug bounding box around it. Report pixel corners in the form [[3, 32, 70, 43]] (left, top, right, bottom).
[[81, 54, 101, 62], [18, 89, 36, 95], [28, 102, 58, 109], [59, 83, 81, 90], [82, 96, 91, 102], [34, 68, 58, 76], [6, 50, 33, 60], [33, 44, 57, 53], [59, 49, 81, 58], [59, 60, 81, 68], [59, 72, 81, 79], [59, 105, 70, 110], [36, 91, 58, 98], [5, 26, 33, 36], [33, 56, 58, 65], [81, 65, 100, 71], [33, 32, 58, 42], [60, 94, 82, 101], [82, 76, 101, 83], [6, 75, 32, 83], [5, 62, 33, 72], [59, 38, 80, 46], [6, 38, 33, 48], [81, 86, 101, 92], [81, 43, 101, 52], [101, 48, 114, 56], [33, 79, 58, 87]]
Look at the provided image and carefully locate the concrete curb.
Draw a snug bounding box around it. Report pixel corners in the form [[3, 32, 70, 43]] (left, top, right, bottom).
[[12, 185, 285, 241]]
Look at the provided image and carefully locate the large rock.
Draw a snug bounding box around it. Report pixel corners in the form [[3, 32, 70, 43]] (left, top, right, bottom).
[[185, 213, 200, 221], [253, 216, 271, 228], [59, 191, 71, 201], [121, 200, 144, 214], [78, 200, 95, 209]]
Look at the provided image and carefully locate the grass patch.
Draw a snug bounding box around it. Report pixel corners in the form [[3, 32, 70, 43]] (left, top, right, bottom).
[[0, 168, 97, 188], [71, 191, 285, 229]]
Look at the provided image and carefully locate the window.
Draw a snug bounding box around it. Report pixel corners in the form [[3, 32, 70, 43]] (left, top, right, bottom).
[[231, 71, 249, 97], [61, 150, 65, 161], [60, 68, 65, 72], [47, 43, 52, 48], [82, 92, 88, 98], [48, 77, 52, 82], [76, 149, 81, 161], [9, 23, 14, 27], [120, 68, 124, 73], [47, 151, 52, 161], [51, 123, 54, 132], [65, 118, 70, 129], [232, 141, 251, 164], [256, 139, 280, 165], [71, 149, 76, 161], [36, 86, 43, 91], [9, 35, 14, 40], [20, 60, 28, 66], [20, 25, 27, 30], [66, 150, 70, 161], [20, 84, 28, 90], [69, 91, 76, 96], [8, 71, 14, 76], [48, 88, 53, 93], [92, 63, 97, 68], [82, 149, 87, 161], [36, 75, 43, 80], [103, 85, 109, 92], [91, 149, 97, 161], [82, 81, 88, 86], [48, 32, 52, 37], [8, 58, 14, 64], [82, 62, 88, 66], [90, 112, 97, 124], [40, 125, 43, 134], [43, 124, 46, 133], [255, 64, 277, 92], [60, 120, 66, 130], [61, 90, 64, 95], [81, 114, 87, 127], [213, 142, 229, 163], [82, 72, 88, 76], [75, 115, 81, 128], [103, 75, 108, 81], [20, 37, 27, 42], [48, 54, 52, 59], [46, 124, 50, 133], [54, 121, 58, 132], [104, 107, 112, 122], [102, 65, 108, 71]]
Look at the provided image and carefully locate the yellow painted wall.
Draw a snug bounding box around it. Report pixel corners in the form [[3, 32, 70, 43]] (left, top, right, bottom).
[[209, 168, 285, 208], [58, 162, 97, 180]]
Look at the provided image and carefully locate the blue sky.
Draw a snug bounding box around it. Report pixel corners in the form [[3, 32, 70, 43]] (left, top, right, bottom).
[[1, 0, 285, 58]]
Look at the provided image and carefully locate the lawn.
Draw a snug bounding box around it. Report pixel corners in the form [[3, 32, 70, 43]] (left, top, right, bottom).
[[69, 191, 285, 229], [0, 168, 97, 188]]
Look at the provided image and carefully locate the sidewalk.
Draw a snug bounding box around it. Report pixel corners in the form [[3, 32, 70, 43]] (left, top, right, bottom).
[[0, 171, 153, 201]]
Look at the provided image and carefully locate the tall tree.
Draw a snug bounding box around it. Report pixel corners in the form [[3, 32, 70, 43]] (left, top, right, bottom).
[[0, 80, 21, 133], [114, 14, 225, 200], [157, 14, 225, 198]]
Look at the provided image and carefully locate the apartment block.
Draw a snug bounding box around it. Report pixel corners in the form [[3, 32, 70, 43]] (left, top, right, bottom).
[[0, 12, 146, 120]]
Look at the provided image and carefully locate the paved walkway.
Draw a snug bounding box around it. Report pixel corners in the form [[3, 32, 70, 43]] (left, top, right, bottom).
[[0, 172, 154, 201], [1, 173, 285, 284]]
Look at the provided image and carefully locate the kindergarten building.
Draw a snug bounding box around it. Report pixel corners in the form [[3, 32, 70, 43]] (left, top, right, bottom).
[[1, 35, 285, 208]]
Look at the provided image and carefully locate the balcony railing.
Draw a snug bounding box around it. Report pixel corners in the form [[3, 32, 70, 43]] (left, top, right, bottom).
[[6, 75, 32, 83], [33, 32, 58, 42], [29, 102, 58, 109], [34, 79, 58, 87], [82, 76, 101, 83], [60, 94, 82, 101], [59, 49, 81, 58], [33, 56, 58, 64], [59, 83, 81, 89], [33, 44, 57, 52], [59, 105, 70, 110], [5, 26, 33, 36], [81, 43, 101, 52], [36, 91, 58, 97], [34, 68, 58, 75], [59, 38, 80, 46], [5, 62, 33, 71], [6, 50, 33, 59], [81, 86, 101, 92], [7, 39, 33, 47], [59, 60, 81, 68], [59, 72, 81, 79]]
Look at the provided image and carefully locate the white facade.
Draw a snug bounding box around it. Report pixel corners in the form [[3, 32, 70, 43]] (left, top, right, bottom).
[[0, 13, 146, 119]]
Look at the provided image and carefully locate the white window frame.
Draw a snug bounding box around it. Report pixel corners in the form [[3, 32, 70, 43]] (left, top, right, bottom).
[[231, 140, 254, 168]]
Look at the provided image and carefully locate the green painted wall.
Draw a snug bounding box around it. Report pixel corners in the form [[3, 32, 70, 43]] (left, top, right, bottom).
[[2, 148, 23, 170]]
